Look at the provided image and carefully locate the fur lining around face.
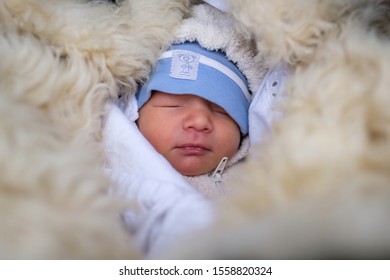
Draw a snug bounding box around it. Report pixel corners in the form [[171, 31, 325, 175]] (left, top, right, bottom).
[[163, 0, 390, 259], [0, 0, 190, 259], [2, 0, 390, 260]]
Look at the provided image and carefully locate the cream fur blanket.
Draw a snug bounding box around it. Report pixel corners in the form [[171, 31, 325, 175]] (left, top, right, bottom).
[[1, 0, 390, 259], [166, 0, 390, 259], [0, 0, 190, 259]]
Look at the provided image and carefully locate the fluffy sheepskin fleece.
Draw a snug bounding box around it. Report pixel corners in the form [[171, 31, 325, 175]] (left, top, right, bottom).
[[0, 0, 190, 259], [2, 0, 390, 260], [163, 0, 390, 259]]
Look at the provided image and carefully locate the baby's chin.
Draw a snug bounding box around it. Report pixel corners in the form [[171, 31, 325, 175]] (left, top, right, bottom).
[[171, 160, 216, 177], [175, 166, 212, 177]]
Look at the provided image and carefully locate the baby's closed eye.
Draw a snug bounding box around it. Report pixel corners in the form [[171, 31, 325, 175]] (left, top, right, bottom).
[[211, 104, 229, 116], [153, 102, 183, 108], [151, 92, 186, 108]]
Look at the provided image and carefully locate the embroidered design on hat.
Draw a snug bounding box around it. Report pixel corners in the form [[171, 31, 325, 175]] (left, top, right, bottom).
[[170, 50, 200, 80], [160, 49, 251, 101]]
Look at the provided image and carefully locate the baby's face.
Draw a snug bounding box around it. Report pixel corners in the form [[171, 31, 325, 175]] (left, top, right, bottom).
[[137, 91, 241, 176]]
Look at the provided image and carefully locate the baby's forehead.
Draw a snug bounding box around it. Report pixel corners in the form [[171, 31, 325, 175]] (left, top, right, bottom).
[[151, 91, 222, 106], [152, 90, 198, 98]]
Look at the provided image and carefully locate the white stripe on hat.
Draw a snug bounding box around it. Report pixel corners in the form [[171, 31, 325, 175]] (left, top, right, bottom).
[[159, 50, 251, 101]]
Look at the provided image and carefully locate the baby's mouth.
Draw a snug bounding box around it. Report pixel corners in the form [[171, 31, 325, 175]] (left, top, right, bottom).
[[175, 144, 211, 155]]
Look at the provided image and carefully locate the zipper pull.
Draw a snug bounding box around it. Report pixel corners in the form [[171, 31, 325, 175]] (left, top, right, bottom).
[[211, 157, 228, 183]]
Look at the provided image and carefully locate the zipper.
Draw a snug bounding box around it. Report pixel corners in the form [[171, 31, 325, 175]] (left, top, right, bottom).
[[211, 157, 228, 182]]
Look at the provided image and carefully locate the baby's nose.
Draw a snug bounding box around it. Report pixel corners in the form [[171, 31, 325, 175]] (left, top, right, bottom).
[[182, 105, 213, 132]]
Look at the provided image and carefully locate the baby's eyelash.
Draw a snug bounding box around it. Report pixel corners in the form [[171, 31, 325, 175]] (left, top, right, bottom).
[[155, 104, 181, 108], [213, 109, 228, 115]]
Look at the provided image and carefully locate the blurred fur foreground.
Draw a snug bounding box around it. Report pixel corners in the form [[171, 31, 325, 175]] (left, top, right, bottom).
[[165, 0, 390, 259], [1, 0, 390, 259], [0, 0, 190, 259]]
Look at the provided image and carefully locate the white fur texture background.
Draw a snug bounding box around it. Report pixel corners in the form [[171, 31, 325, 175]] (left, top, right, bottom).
[[1, 0, 390, 259], [0, 0, 190, 259], [164, 0, 390, 259]]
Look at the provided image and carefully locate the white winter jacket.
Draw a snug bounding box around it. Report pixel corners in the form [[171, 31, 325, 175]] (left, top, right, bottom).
[[103, 65, 288, 257]]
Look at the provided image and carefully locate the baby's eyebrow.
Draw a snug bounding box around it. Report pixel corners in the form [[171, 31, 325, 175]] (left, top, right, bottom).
[[156, 95, 182, 102], [151, 95, 185, 105]]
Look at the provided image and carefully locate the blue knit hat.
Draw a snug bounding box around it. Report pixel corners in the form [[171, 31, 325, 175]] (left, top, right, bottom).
[[136, 42, 251, 134]]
